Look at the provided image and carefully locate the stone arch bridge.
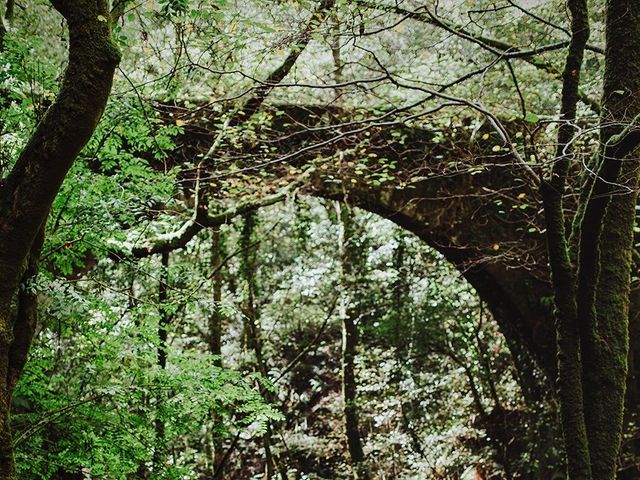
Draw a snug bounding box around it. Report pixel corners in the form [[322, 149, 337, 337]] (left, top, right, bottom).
[[141, 102, 640, 408]]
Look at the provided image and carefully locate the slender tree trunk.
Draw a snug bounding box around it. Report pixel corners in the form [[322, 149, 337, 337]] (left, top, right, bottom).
[[336, 203, 368, 479], [341, 304, 365, 471], [240, 213, 287, 480], [538, 0, 591, 472], [209, 227, 223, 366], [391, 233, 407, 351], [154, 252, 170, 472], [331, 31, 367, 476], [209, 226, 228, 479], [391, 234, 428, 459]]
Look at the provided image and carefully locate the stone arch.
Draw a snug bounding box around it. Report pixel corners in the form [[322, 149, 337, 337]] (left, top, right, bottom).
[[306, 175, 555, 401], [155, 101, 640, 405]]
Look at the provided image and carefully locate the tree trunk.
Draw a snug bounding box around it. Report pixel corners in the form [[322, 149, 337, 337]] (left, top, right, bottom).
[[540, 0, 640, 477], [209, 226, 226, 478], [154, 252, 170, 471], [209, 227, 224, 365], [240, 213, 287, 480], [577, 1, 640, 477], [336, 203, 368, 479], [0, 226, 43, 478], [0, 2, 119, 476]]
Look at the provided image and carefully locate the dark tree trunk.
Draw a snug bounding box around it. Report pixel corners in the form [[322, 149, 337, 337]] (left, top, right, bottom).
[[539, 0, 640, 477], [577, 3, 640, 477], [336, 203, 368, 479], [154, 252, 171, 471], [0, 2, 119, 476]]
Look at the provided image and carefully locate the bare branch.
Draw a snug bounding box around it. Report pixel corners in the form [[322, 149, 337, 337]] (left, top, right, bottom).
[[352, 0, 601, 113], [228, 0, 336, 127]]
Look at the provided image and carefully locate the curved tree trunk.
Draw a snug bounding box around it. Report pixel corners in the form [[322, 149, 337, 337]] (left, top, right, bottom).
[[0, 2, 120, 476]]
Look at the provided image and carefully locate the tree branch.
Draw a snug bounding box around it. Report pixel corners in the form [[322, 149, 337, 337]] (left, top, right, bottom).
[[352, 0, 601, 113], [229, 0, 336, 127], [127, 168, 316, 258]]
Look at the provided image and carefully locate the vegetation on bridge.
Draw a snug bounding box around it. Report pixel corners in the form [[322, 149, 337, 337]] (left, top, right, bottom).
[[0, 0, 638, 479]]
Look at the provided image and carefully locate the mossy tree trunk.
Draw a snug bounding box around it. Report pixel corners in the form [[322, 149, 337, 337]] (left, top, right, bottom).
[[0, 2, 119, 477], [541, 0, 640, 478]]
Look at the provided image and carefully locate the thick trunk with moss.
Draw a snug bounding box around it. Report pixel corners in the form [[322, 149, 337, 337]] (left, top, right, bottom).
[[576, 1, 640, 477], [584, 166, 638, 479], [0, 2, 119, 477], [537, 0, 640, 476]]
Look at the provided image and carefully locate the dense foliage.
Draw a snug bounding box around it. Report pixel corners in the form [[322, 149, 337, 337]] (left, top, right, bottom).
[[0, 0, 638, 479], [15, 198, 561, 479]]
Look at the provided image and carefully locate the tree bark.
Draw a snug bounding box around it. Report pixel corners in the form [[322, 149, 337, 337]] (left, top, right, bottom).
[[576, 1, 640, 477], [0, 2, 119, 476], [154, 252, 170, 471], [336, 202, 368, 479], [539, 0, 640, 477]]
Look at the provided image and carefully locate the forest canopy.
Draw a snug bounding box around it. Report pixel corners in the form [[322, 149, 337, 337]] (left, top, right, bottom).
[[0, 0, 639, 479]]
